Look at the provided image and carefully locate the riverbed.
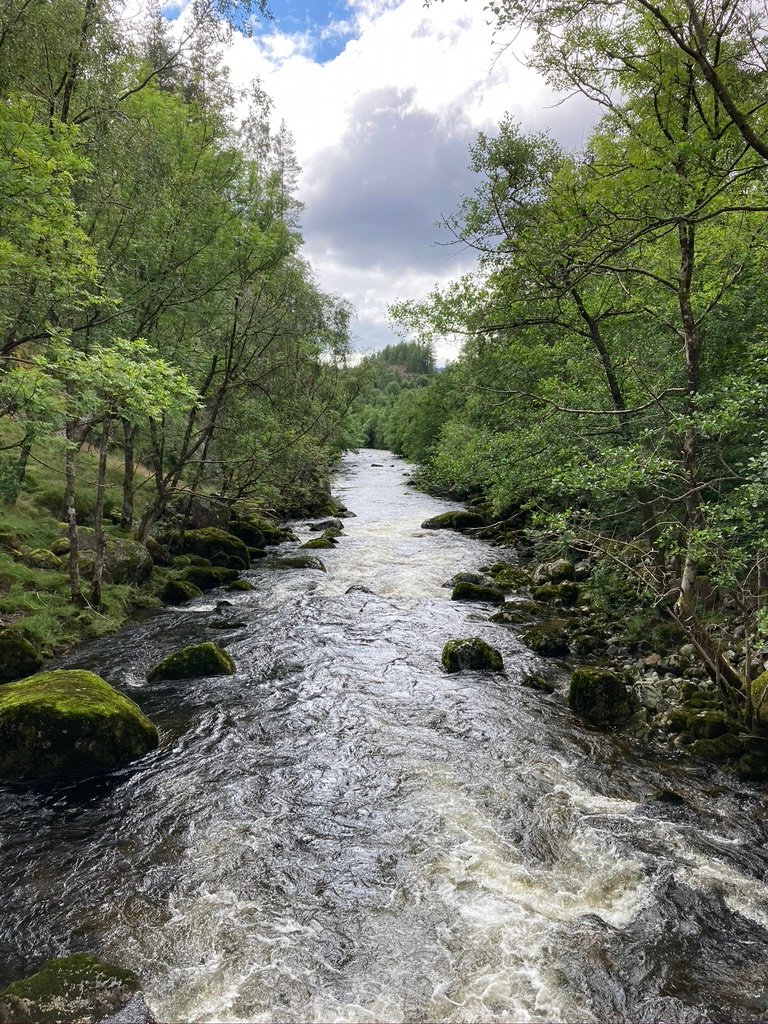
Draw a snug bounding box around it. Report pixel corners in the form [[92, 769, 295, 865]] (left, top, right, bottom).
[[1, 450, 767, 1022]]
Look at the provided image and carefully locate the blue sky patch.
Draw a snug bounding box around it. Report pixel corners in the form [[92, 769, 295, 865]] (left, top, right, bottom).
[[261, 0, 358, 63]]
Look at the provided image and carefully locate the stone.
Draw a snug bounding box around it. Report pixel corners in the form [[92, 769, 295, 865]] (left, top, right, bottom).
[[687, 709, 728, 739], [144, 537, 173, 567], [0, 630, 44, 684], [521, 674, 555, 694], [0, 670, 158, 781], [689, 734, 744, 761], [649, 788, 687, 806], [491, 567, 530, 590], [22, 548, 63, 571], [208, 618, 247, 629], [441, 638, 503, 673], [179, 566, 239, 591], [300, 538, 336, 550], [269, 555, 327, 572], [450, 582, 505, 605], [531, 582, 580, 606], [750, 670, 768, 727], [0, 954, 141, 1024], [443, 572, 487, 589], [309, 518, 343, 532], [166, 527, 249, 568], [421, 510, 486, 531], [568, 667, 634, 724], [148, 642, 234, 681], [521, 620, 571, 656], [533, 558, 575, 585], [159, 579, 202, 605], [61, 529, 153, 585], [227, 579, 255, 592]]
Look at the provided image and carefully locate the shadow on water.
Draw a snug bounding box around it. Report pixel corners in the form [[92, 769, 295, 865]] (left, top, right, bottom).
[[1, 450, 767, 1022]]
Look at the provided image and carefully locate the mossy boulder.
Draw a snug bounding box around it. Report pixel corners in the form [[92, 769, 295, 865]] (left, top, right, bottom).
[[521, 673, 555, 694], [0, 630, 44, 684], [451, 582, 505, 605], [568, 666, 634, 724], [270, 555, 327, 572], [22, 548, 62, 571], [490, 600, 542, 625], [689, 734, 745, 761], [521, 620, 571, 656], [179, 566, 239, 591], [301, 538, 336, 550], [491, 567, 531, 591], [159, 578, 203, 605], [167, 527, 249, 567], [247, 547, 268, 560], [145, 536, 173, 567], [59, 529, 153, 585], [750, 670, 768, 728], [309, 518, 343, 533], [0, 670, 159, 781], [227, 579, 255, 592], [687, 708, 728, 739], [422, 510, 486, 531], [148, 642, 234, 681], [442, 638, 504, 673], [533, 558, 575, 585], [0, 954, 140, 1023], [229, 508, 292, 548], [532, 582, 580, 606]]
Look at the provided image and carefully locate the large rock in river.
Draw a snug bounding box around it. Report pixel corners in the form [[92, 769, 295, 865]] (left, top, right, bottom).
[[0, 954, 142, 1024], [442, 638, 503, 673], [148, 642, 234, 681], [450, 581, 505, 605], [0, 630, 44, 684], [0, 670, 159, 781], [422, 510, 485, 531], [568, 667, 634, 725], [56, 529, 153, 585], [165, 527, 250, 568]]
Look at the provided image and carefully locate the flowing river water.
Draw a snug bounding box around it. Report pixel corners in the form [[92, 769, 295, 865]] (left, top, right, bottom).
[[2, 450, 768, 1023]]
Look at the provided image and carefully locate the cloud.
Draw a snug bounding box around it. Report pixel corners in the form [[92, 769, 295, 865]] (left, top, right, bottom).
[[213, 0, 600, 355]]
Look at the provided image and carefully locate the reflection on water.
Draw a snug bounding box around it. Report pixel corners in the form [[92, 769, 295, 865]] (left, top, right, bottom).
[[1, 451, 767, 1022]]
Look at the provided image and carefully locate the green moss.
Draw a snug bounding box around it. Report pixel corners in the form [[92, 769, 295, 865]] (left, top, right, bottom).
[[421, 510, 485, 531], [167, 527, 250, 568], [180, 566, 239, 591], [750, 671, 768, 727], [300, 538, 336, 550], [159, 579, 203, 605], [148, 642, 234, 681], [227, 579, 255, 592], [0, 630, 44, 684], [688, 709, 728, 739], [491, 567, 530, 590], [22, 548, 63, 571], [0, 954, 139, 1023], [451, 582, 505, 605], [270, 555, 327, 572], [532, 582, 580, 606], [521, 620, 571, 656], [0, 670, 158, 781], [689, 734, 744, 761], [442, 637, 503, 673], [568, 666, 634, 724], [521, 674, 555, 694]]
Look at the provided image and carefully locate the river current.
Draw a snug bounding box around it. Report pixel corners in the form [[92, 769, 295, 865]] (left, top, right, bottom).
[[2, 450, 768, 1023]]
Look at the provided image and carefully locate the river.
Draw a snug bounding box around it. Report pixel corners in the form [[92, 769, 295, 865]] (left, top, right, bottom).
[[1, 450, 768, 1023]]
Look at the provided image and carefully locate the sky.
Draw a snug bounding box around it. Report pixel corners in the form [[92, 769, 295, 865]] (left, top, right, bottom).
[[177, 0, 598, 361]]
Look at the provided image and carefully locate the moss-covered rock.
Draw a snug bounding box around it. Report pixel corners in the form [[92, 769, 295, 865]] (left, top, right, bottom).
[[309, 518, 343, 533], [689, 734, 744, 761], [208, 618, 247, 630], [229, 507, 293, 547], [571, 633, 606, 656], [568, 666, 634, 724], [442, 638, 504, 673], [148, 642, 234, 681], [491, 567, 531, 591], [301, 538, 336, 550], [521, 620, 571, 656], [180, 566, 239, 591], [159, 578, 203, 605], [489, 600, 542, 625], [270, 555, 327, 572], [750, 670, 768, 728], [451, 582, 505, 605], [22, 548, 62, 571], [521, 674, 555, 694], [687, 708, 728, 739], [167, 527, 249, 567], [532, 582, 580, 606], [0, 670, 158, 781], [187, 554, 212, 566], [227, 555, 249, 571], [247, 547, 268, 560], [61, 529, 153, 585], [0, 630, 44, 684], [227, 579, 255, 592], [0, 954, 140, 1023], [145, 536, 173, 567], [533, 558, 575, 585], [444, 572, 487, 589], [422, 510, 486, 531]]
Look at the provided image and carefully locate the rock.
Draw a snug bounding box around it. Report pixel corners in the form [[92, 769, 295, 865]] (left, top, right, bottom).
[[247, 547, 268, 560], [269, 556, 327, 572], [521, 620, 571, 656], [165, 492, 230, 530], [0, 630, 44, 684], [166, 527, 249, 567], [309, 518, 343, 532], [451, 582, 505, 605], [490, 605, 539, 625], [159, 579, 202, 605], [421, 510, 486, 531], [22, 548, 62, 571], [571, 633, 606, 656], [227, 579, 255, 592], [531, 582, 580, 606], [443, 572, 487, 589], [61, 529, 153, 585], [148, 642, 234, 681], [687, 709, 728, 739], [179, 566, 239, 591], [144, 537, 173, 567], [491, 567, 530, 590], [441, 638, 503, 673], [301, 538, 336, 550], [568, 667, 634, 724], [49, 537, 71, 556], [521, 674, 555, 694], [186, 554, 211, 566], [689, 734, 744, 761], [346, 585, 375, 594], [750, 670, 768, 728], [229, 506, 292, 547], [648, 788, 688, 806], [0, 954, 141, 1024], [0, 670, 158, 781], [533, 558, 575, 585]]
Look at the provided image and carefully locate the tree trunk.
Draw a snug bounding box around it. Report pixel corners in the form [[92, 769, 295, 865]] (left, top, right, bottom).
[[65, 420, 84, 606], [120, 417, 136, 531], [90, 414, 111, 607]]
